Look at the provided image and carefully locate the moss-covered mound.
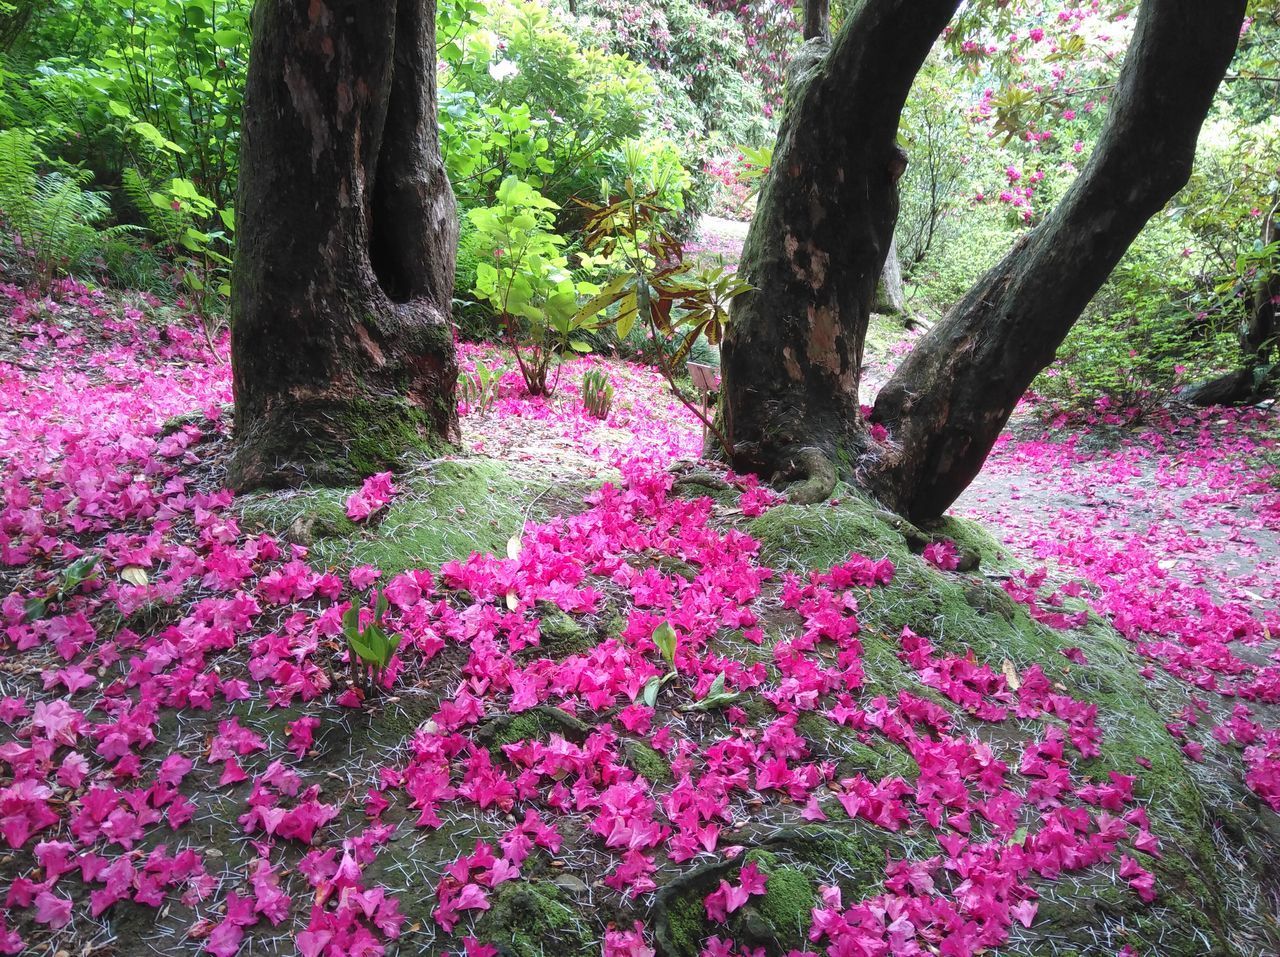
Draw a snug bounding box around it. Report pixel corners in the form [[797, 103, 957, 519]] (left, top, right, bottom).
[[236, 457, 600, 573], [86, 464, 1280, 956]]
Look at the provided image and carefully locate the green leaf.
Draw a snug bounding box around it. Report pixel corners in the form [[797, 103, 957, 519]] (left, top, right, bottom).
[[642, 675, 661, 708], [652, 621, 677, 669], [23, 597, 47, 622]]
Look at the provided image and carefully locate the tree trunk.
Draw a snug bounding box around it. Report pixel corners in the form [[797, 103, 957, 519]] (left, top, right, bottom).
[[717, 0, 961, 503], [874, 232, 907, 316], [803, 0, 829, 41], [870, 0, 1247, 521], [229, 0, 459, 490]]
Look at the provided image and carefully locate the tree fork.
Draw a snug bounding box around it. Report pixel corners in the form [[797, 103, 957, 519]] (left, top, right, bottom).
[[229, 0, 459, 490], [717, 0, 962, 500], [871, 0, 1248, 521]]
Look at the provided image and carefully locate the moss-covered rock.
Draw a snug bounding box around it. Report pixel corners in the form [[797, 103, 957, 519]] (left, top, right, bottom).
[[621, 738, 672, 784], [534, 607, 598, 658], [653, 828, 892, 957], [472, 882, 594, 957]]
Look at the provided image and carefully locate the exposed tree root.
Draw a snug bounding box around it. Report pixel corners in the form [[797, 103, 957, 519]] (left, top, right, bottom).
[[778, 447, 838, 505]]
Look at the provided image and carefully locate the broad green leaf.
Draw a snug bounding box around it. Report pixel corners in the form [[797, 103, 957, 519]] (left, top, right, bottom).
[[652, 621, 677, 669]]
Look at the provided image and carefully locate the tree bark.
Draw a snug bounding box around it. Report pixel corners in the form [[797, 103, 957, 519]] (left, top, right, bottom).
[[229, 0, 459, 490], [803, 0, 829, 41], [717, 0, 961, 503], [870, 0, 1247, 521], [874, 232, 907, 316]]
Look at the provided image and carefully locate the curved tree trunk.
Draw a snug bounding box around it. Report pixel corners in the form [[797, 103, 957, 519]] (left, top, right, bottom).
[[870, 0, 1247, 521], [229, 0, 459, 490], [717, 0, 961, 503]]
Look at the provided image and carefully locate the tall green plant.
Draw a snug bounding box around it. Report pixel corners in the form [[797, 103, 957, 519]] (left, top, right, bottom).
[[573, 155, 750, 455], [467, 175, 602, 396]]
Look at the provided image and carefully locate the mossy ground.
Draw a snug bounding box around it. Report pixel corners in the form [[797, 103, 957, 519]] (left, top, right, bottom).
[[237, 457, 599, 574], [231, 469, 1275, 956]]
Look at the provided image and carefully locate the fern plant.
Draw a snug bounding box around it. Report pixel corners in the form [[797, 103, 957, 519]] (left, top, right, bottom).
[[0, 130, 135, 289]]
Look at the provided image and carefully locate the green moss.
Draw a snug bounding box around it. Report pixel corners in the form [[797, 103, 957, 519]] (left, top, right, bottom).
[[622, 738, 671, 784], [747, 489, 913, 572], [238, 457, 597, 574], [660, 883, 710, 956], [472, 882, 593, 957], [535, 607, 597, 658], [744, 854, 816, 947], [335, 397, 443, 477], [477, 705, 590, 752], [923, 514, 1015, 572]]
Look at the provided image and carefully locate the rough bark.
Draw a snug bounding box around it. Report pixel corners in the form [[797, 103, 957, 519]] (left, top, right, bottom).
[[803, 0, 829, 41], [874, 232, 907, 316], [229, 0, 459, 490], [870, 0, 1247, 521], [717, 0, 961, 503]]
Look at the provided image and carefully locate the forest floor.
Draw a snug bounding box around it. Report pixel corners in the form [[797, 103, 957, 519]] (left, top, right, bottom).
[[0, 274, 1278, 957]]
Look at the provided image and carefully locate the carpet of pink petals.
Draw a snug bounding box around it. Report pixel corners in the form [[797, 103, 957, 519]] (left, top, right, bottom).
[[0, 280, 1276, 957]]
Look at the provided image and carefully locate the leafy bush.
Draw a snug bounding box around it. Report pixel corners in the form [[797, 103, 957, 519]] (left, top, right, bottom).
[[441, 0, 668, 212], [1035, 216, 1239, 409], [910, 201, 1020, 311], [565, 0, 772, 150], [467, 175, 603, 396]]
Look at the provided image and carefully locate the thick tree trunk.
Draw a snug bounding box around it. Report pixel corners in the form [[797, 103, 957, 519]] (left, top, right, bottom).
[[803, 0, 829, 41], [229, 0, 459, 490], [874, 232, 907, 316], [717, 0, 961, 503], [870, 0, 1246, 521]]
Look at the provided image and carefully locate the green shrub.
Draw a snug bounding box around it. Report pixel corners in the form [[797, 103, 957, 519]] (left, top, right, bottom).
[[466, 175, 603, 396], [1035, 215, 1239, 409], [910, 201, 1020, 312], [565, 0, 771, 150]]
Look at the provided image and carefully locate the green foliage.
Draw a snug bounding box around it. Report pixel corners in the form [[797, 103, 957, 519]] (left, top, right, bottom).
[[580, 367, 614, 419], [566, 0, 770, 150], [441, 0, 671, 212], [1, 0, 243, 301], [122, 168, 232, 340], [571, 150, 749, 451], [0, 128, 137, 288], [28, 0, 248, 212], [1035, 219, 1239, 409], [458, 357, 509, 416], [467, 175, 603, 396], [897, 59, 976, 272], [21, 553, 99, 623], [909, 201, 1020, 312], [342, 588, 402, 693]]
